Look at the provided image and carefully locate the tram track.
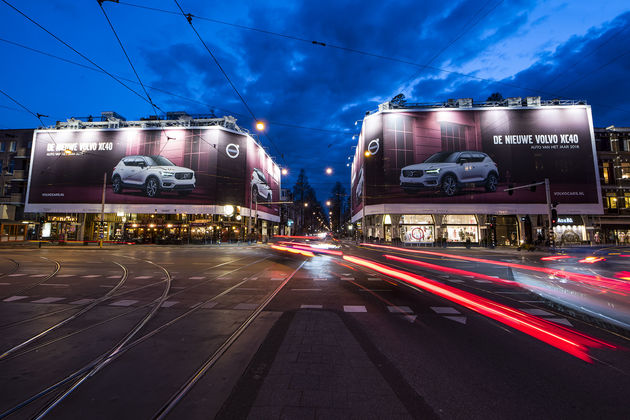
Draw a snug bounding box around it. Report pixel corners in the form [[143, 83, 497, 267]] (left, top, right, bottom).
[[0, 256, 61, 300], [0, 254, 287, 418], [0, 258, 19, 278]]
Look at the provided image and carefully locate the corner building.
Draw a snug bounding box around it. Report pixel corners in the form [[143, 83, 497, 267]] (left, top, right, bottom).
[[350, 98, 603, 246], [25, 113, 282, 243]]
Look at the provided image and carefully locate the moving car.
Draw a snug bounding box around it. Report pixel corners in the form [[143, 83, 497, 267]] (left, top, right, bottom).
[[400, 151, 498, 196], [112, 155, 195, 198], [252, 168, 272, 202]]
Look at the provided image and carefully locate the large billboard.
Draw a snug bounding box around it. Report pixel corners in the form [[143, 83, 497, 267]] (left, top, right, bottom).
[[351, 105, 602, 218], [26, 126, 280, 220]]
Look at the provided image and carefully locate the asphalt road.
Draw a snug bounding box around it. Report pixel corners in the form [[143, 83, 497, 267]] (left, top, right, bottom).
[[0, 243, 628, 419]]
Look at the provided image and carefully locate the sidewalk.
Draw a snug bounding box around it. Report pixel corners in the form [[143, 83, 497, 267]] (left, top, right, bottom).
[[220, 310, 437, 419]]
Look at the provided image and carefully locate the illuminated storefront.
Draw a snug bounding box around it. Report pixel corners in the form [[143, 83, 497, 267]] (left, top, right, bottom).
[[443, 215, 479, 243], [399, 215, 435, 244]]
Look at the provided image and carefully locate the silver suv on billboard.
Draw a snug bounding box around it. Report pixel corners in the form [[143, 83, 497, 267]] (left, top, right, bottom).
[[252, 168, 272, 202], [400, 151, 498, 196], [112, 155, 196, 198]]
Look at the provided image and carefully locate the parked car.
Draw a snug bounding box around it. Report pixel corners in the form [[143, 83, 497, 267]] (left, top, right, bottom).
[[252, 168, 272, 202], [400, 151, 498, 196], [112, 155, 195, 198]]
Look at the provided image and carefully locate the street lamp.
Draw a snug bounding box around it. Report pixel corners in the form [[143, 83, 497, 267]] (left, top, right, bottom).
[[325, 167, 333, 175], [325, 200, 331, 206], [256, 121, 265, 131], [281, 168, 288, 176]]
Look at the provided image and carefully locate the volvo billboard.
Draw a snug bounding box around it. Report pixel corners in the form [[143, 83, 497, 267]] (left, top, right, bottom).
[[351, 105, 602, 218], [25, 126, 280, 220]]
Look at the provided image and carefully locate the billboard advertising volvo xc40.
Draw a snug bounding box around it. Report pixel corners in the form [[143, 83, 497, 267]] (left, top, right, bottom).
[[25, 126, 280, 220], [351, 105, 602, 218]]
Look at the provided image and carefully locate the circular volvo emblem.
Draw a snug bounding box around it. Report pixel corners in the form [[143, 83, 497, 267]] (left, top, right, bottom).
[[368, 138, 380, 155], [226, 143, 240, 158]]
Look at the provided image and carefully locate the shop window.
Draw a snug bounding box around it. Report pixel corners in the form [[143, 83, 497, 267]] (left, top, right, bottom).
[[441, 122, 467, 152], [401, 225, 434, 243], [400, 214, 433, 224], [443, 214, 477, 225]]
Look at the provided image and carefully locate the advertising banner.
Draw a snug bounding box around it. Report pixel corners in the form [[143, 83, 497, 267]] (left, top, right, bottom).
[[351, 106, 602, 217], [26, 127, 280, 219]]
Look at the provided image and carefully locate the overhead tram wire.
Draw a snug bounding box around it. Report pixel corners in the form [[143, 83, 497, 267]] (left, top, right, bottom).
[[0, 37, 352, 136], [0, 0, 150, 107], [0, 88, 57, 145], [172, 0, 287, 164]]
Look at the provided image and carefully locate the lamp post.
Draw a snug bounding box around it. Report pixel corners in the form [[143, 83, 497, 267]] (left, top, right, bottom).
[[362, 150, 370, 242]]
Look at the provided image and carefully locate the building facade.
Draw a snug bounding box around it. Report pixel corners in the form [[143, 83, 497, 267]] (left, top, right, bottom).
[[349, 97, 621, 247]]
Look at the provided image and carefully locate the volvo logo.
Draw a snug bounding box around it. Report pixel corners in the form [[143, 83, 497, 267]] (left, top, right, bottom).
[[368, 138, 380, 155], [226, 143, 240, 158]]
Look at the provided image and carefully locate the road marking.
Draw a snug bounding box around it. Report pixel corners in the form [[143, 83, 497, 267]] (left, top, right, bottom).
[[249, 277, 258, 280], [474, 280, 492, 283], [71, 298, 95, 305], [199, 301, 218, 309], [270, 278, 285, 281], [189, 276, 205, 280], [301, 304, 323, 309], [431, 306, 461, 314], [340, 277, 354, 281], [448, 279, 464, 283], [110, 299, 138, 307], [234, 303, 259, 310], [56, 274, 75, 278], [8, 273, 26, 277], [107, 275, 121, 279], [3, 295, 29, 302], [444, 316, 467, 324], [81, 275, 101, 278], [32, 297, 65, 304], [343, 305, 367, 313], [313, 278, 328, 281], [368, 277, 382, 281], [291, 288, 322, 291], [521, 308, 553, 316], [548, 317, 572, 326], [0, 282, 10, 285], [99, 285, 112, 288], [160, 301, 178, 308], [30, 274, 48, 278], [387, 305, 413, 314], [134, 276, 153, 279], [40, 283, 69, 287]]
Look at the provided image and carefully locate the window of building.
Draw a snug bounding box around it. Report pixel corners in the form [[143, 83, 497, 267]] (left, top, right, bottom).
[[621, 161, 630, 180], [9, 141, 16, 152], [602, 164, 609, 184], [440, 122, 467, 152], [605, 193, 618, 209], [623, 193, 630, 209], [6, 159, 14, 174], [0, 143, 5, 152]]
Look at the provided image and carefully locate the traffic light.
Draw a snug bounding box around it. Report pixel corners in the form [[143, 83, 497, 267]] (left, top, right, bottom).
[[551, 207, 558, 227]]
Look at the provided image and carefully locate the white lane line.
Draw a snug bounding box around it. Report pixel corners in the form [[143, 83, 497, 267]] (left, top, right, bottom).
[[431, 307, 461, 314], [313, 278, 329, 281], [30, 274, 48, 278], [40, 283, 69, 287], [134, 276, 153, 279], [81, 275, 101, 278], [110, 299, 138, 307], [199, 302, 218, 309], [249, 277, 258, 280], [521, 308, 554, 316], [234, 303, 259, 310], [270, 278, 285, 281], [474, 280, 492, 283], [340, 277, 354, 281], [32, 297, 65, 304], [160, 301, 178, 308], [387, 306, 413, 314], [343, 305, 367, 313], [301, 304, 323, 309], [548, 317, 572, 326], [56, 274, 75, 278], [3, 295, 29, 302], [189, 276, 205, 280], [444, 316, 467, 324], [8, 273, 26, 277], [368, 277, 382, 281], [291, 288, 322, 291], [448, 279, 465, 283], [107, 275, 121, 279], [71, 298, 95, 305], [0, 282, 10, 285]]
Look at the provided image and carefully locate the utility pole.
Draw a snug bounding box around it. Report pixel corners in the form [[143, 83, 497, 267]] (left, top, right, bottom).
[[100, 172, 106, 248], [248, 185, 252, 244]]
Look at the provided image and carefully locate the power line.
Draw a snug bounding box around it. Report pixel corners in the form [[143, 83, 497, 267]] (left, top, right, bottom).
[[0, 0, 150, 107], [0, 88, 57, 145], [172, 0, 286, 163]]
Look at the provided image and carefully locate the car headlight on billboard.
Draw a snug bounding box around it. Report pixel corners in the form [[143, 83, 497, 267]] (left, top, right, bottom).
[[161, 171, 174, 177], [425, 168, 441, 174]]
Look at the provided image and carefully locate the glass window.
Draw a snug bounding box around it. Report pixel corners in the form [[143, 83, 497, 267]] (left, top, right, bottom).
[[7, 159, 14, 174], [620, 162, 630, 181], [444, 214, 477, 224], [400, 214, 433, 224], [0, 143, 5, 152], [623, 193, 630, 208], [9, 141, 16, 152], [606, 194, 618, 209]]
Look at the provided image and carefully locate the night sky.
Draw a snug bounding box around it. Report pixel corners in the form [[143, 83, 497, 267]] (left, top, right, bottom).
[[1, 0, 629, 202]]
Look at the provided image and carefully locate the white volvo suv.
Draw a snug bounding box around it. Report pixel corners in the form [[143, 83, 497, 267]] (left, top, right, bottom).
[[400, 151, 498, 196], [251, 168, 272, 202], [112, 155, 195, 198]]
